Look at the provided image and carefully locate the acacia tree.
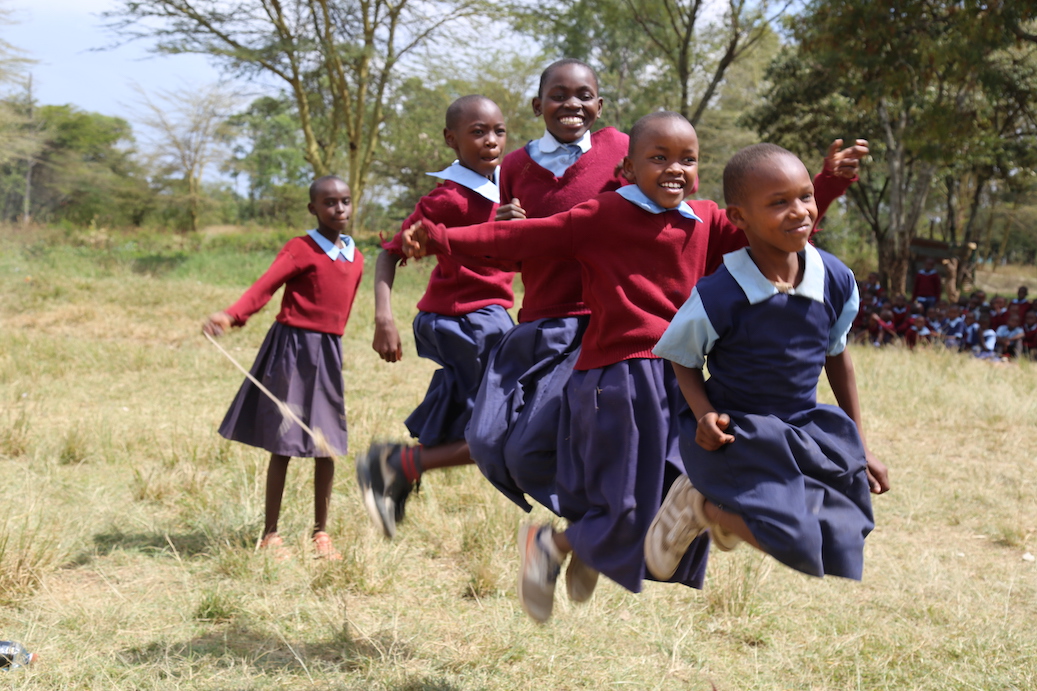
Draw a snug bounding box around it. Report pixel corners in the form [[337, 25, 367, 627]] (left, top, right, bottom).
[[107, 0, 485, 216], [746, 0, 1037, 293]]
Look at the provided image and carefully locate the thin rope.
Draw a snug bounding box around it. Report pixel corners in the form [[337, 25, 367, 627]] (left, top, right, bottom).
[[204, 331, 336, 458]]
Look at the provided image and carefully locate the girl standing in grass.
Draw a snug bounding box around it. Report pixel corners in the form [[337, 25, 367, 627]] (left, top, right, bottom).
[[646, 144, 890, 583], [203, 176, 363, 560]]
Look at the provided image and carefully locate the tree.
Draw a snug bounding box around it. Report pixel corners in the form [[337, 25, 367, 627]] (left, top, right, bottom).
[[746, 0, 1037, 293], [106, 0, 486, 219], [133, 83, 239, 232]]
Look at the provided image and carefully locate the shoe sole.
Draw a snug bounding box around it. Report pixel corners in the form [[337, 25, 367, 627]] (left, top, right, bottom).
[[644, 476, 703, 580], [355, 449, 396, 539], [517, 524, 550, 624]]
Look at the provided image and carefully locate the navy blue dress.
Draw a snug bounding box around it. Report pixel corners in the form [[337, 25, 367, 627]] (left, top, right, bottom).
[[655, 246, 874, 580]]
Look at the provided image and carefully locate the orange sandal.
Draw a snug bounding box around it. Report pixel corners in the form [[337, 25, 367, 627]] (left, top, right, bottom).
[[312, 531, 342, 561], [258, 533, 291, 561]]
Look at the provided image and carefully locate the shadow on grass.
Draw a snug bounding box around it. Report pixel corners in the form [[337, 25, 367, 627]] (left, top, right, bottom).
[[69, 527, 255, 565], [117, 624, 453, 686]]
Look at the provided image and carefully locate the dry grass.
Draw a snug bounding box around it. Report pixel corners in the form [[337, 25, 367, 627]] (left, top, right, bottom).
[[0, 226, 1035, 689]]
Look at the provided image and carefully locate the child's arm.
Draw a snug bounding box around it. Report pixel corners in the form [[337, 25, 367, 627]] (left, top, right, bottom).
[[495, 198, 527, 221], [671, 363, 734, 451], [825, 349, 891, 494], [202, 241, 302, 336], [823, 139, 869, 179], [203, 311, 234, 337], [372, 249, 404, 362]]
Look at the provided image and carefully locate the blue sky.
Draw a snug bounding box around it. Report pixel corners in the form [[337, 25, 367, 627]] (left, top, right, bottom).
[[6, 0, 241, 123]]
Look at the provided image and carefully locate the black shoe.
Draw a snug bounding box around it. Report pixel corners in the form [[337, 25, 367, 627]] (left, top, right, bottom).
[[355, 443, 415, 539]]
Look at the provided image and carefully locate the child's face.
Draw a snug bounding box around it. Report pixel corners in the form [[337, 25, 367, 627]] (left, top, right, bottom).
[[444, 99, 506, 179], [1019, 286, 1029, 300], [727, 154, 818, 256], [621, 118, 699, 209], [308, 179, 352, 234], [1026, 312, 1037, 327], [533, 64, 602, 143], [992, 296, 1006, 309]]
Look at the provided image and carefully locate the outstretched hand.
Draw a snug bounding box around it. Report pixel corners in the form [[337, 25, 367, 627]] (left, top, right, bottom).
[[865, 450, 891, 494], [203, 311, 233, 337], [696, 412, 735, 451], [824, 138, 869, 179], [401, 222, 429, 259]]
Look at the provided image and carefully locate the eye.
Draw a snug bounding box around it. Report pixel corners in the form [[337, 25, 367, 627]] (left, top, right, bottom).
[[682, 157, 697, 165], [578, 90, 594, 100]]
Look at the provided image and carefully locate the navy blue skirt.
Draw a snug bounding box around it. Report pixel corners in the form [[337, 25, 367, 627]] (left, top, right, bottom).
[[219, 321, 348, 457], [557, 359, 710, 594], [467, 315, 588, 513], [405, 305, 514, 446], [679, 403, 874, 579]]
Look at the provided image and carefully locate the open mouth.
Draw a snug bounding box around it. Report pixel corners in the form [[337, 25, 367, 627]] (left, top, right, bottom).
[[559, 115, 585, 127], [660, 181, 684, 191]]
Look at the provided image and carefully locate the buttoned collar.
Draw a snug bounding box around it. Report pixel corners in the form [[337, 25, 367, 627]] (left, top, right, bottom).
[[723, 244, 826, 305]]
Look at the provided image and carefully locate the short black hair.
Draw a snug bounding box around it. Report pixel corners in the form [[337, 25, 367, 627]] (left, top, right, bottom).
[[538, 58, 599, 98], [627, 111, 693, 155], [722, 143, 800, 206], [309, 175, 348, 202], [445, 94, 497, 131]]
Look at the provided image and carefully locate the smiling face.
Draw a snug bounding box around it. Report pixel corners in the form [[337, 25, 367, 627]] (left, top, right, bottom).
[[726, 153, 818, 258], [307, 177, 352, 237], [444, 98, 506, 179], [532, 63, 603, 143], [622, 117, 699, 209]]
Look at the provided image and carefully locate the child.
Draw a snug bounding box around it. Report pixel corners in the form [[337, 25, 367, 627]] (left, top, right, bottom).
[[990, 295, 1009, 329], [355, 95, 516, 538], [203, 176, 363, 560], [467, 59, 628, 515], [996, 312, 1025, 358], [1010, 286, 1031, 320], [911, 257, 941, 310], [646, 143, 890, 584], [974, 312, 998, 359], [1022, 310, 1037, 357], [403, 112, 863, 622]]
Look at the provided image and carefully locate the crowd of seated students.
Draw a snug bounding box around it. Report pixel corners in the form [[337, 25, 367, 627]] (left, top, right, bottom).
[[851, 271, 1037, 361]]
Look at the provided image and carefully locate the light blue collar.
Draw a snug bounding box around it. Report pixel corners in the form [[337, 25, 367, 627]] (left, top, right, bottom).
[[307, 229, 356, 263], [723, 244, 826, 305], [427, 161, 500, 203], [616, 184, 703, 221], [536, 129, 591, 155]]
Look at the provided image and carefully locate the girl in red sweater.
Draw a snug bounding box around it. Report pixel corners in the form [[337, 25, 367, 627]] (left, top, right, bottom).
[[203, 176, 364, 560]]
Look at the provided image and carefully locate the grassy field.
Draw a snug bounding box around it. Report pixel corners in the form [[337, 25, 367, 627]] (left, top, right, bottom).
[[0, 224, 1034, 690]]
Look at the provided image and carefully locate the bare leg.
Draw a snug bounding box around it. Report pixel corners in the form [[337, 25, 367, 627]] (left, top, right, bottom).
[[313, 456, 335, 534], [551, 529, 573, 556], [703, 501, 762, 551], [414, 440, 472, 471], [264, 454, 291, 537]]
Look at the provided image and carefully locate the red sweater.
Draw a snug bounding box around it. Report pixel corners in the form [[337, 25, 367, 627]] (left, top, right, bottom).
[[912, 269, 941, 301], [226, 235, 364, 336], [500, 127, 629, 322], [424, 192, 749, 370], [384, 181, 514, 316]]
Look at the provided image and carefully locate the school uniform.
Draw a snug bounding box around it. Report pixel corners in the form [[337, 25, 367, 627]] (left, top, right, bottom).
[[912, 268, 941, 308], [219, 231, 364, 457], [382, 163, 515, 446], [468, 127, 628, 512], [654, 244, 873, 579]]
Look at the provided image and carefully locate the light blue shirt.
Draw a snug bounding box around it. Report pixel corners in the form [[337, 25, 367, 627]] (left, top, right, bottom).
[[427, 161, 501, 203], [653, 244, 859, 369], [306, 229, 356, 263], [616, 184, 703, 222], [526, 130, 592, 177]]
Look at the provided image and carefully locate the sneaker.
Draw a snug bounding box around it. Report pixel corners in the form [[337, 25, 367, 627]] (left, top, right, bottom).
[[517, 524, 562, 623], [565, 552, 599, 604], [644, 475, 707, 580], [355, 443, 415, 539]]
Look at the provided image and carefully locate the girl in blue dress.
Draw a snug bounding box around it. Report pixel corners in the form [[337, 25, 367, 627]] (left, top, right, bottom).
[[646, 143, 890, 582]]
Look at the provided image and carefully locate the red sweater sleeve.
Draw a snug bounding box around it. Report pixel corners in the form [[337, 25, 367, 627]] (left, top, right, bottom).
[[225, 243, 303, 326], [812, 169, 853, 226]]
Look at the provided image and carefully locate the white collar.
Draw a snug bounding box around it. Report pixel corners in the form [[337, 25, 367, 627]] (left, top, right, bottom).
[[426, 161, 500, 203], [307, 229, 356, 262], [616, 184, 703, 221], [723, 244, 826, 305], [535, 129, 592, 155]]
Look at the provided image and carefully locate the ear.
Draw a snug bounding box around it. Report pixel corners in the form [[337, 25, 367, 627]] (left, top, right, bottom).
[[621, 156, 636, 183], [531, 96, 542, 117], [307, 201, 316, 217], [443, 127, 457, 151], [726, 204, 748, 231], [594, 96, 604, 117]]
